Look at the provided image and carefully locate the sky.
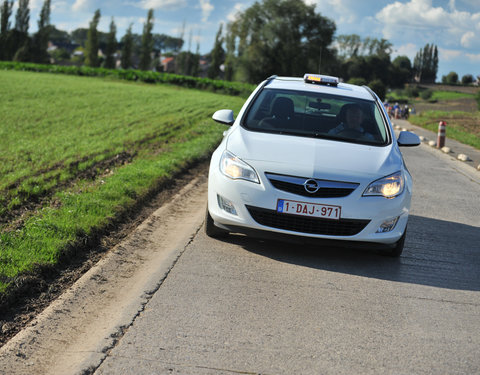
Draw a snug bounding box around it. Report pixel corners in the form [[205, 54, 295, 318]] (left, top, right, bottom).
[[22, 0, 480, 81]]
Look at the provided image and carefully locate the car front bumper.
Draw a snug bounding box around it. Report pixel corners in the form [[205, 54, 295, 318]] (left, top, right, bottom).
[[208, 157, 411, 246]]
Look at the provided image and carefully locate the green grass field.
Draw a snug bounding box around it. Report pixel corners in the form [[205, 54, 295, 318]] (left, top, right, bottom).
[[388, 89, 475, 103], [431, 91, 476, 101], [0, 70, 245, 295]]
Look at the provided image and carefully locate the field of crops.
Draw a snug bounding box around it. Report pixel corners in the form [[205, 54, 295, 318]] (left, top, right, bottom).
[[0, 70, 245, 296]]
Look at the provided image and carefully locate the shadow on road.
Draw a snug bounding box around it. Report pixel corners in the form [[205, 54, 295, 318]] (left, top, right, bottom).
[[221, 215, 480, 292]]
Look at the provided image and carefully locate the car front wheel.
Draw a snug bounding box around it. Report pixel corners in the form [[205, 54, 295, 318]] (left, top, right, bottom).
[[384, 228, 406, 257], [204, 207, 229, 238]]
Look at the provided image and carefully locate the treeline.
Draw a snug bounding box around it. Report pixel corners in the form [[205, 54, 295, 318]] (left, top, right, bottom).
[[441, 71, 477, 85], [216, 0, 444, 99], [3, 0, 476, 98], [0, 0, 185, 71]]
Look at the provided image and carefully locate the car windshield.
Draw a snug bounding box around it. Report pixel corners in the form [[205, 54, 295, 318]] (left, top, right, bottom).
[[243, 88, 389, 146]]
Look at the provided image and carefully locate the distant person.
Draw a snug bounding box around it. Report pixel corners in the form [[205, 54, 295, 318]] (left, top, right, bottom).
[[393, 102, 400, 119], [329, 104, 375, 140]]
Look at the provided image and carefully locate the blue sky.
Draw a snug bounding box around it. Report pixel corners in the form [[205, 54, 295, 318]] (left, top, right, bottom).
[[23, 0, 480, 81]]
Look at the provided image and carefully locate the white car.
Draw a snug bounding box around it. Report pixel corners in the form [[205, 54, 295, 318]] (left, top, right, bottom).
[[205, 74, 420, 256]]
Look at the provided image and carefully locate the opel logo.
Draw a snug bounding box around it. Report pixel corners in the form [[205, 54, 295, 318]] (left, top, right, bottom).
[[304, 179, 320, 193]]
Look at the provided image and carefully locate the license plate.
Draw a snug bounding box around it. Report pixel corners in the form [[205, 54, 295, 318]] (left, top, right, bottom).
[[276, 199, 341, 220]]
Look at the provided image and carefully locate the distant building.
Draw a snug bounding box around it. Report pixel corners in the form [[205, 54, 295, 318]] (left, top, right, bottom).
[[161, 57, 175, 73]]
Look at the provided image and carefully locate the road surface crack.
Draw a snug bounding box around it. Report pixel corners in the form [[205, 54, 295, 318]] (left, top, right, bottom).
[[82, 225, 203, 375]]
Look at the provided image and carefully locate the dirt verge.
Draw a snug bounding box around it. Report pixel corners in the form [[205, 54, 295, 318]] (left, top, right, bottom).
[[0, 160, 209, 348]]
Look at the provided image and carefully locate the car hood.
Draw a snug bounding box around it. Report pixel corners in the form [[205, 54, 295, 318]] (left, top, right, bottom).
[[226, 127, 402, 182]]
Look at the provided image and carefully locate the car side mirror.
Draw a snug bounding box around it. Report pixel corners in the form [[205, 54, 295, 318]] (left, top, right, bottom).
[[212, 109, 235, 126], [397, 131, 421, 147]]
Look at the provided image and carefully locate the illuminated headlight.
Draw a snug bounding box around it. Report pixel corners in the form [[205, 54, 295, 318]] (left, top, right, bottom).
[[220, 150, 259, 183], [363, 171, 404, 199]]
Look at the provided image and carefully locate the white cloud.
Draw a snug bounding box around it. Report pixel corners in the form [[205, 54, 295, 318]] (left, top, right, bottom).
[[466, 53, 480, 63], [138, 0, 187, 11], [391, 43, 418, 60], [376, 0, 447, 39], [375, 0, 480, 50], [114, 16, 143, 30], [55, 18, 90, 32], [461, 31, 475, 48], [227, 3, 245, 22], [305, 0, 358, 24], [448, 0, 456, 12], [438, 47, 462, 61], [29, 0, 43, 10], [51, 1, 68, 13], [457, 0, 480, 12], [199, 0, 214, 22], [72, 0, 93, 12]]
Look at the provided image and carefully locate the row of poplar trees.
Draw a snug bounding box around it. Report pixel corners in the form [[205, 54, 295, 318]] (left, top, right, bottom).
[[84, 8, 155, 70], [0, 0, 156, 70], [0, 0, 51, 62]]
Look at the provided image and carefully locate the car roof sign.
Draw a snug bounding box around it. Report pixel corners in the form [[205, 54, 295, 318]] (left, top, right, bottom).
[[304, 73, 339, 86]]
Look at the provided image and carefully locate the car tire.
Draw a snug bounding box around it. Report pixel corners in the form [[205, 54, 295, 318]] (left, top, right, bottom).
[[384, 228, 406, 257], [205, 207, 229, 238]]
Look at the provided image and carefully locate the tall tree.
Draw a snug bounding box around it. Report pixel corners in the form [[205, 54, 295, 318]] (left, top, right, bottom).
[[15, 0, 29, 33], [0, 0, 13, 60], [104, 17, 117, 69], [176, 51, 199, 76], [390, 55, 413, 87], [461, 74, 473, 85], [193, 36, 200, 77], [207, 23, 224, 79], [0, 0, 12, 34], [152, 33, 183, 53], [85, 9, 101, 67], [442, 71, 458, 84], [139, 9, 154, 70], [223, 24, 236, 81], [12, 0, 31, 61], [229, 0, 336, 83], [32, 0, 51, 63], [336, 34, 362, 59], [121, 24, 133, 69], [413, 43, 438, 83]]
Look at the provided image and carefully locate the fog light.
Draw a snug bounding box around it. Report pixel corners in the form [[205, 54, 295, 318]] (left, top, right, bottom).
[[217, 194, 237, 215], [376, 217, 399, 233]]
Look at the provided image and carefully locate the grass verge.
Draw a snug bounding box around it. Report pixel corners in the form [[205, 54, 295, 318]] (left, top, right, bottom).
[[409, 110, 480, 150], [0, 70, 246, 297]]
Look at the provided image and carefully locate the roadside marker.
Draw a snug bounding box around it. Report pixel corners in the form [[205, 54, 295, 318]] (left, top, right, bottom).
[[437, 121, 446, 149]]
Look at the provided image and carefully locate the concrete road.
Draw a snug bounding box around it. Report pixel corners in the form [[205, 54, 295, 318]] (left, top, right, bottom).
[[94, 143, 480, 375]]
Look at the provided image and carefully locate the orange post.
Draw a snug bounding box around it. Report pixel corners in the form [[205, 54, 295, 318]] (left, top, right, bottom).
[[437, 121, 446, 148]]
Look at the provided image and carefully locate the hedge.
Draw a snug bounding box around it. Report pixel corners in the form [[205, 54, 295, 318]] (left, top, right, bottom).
[[0, 61, 256, 98]]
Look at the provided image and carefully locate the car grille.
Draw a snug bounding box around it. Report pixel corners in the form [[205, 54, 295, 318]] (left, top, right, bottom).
[[265, 173, 358, 198], [246, 206, 370, 236]]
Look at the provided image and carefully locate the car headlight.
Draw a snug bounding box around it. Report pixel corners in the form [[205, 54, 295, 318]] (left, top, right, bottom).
[[220, 150, 259, 183], [363, 171, 404, 199]]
